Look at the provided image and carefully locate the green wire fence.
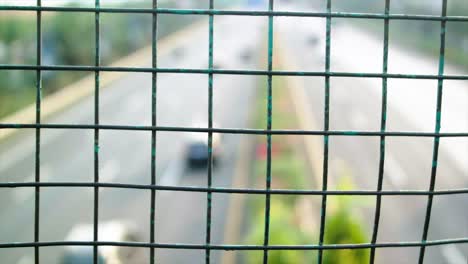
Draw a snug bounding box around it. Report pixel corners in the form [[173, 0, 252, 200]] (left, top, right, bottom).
[[0, 1, 467, 264]]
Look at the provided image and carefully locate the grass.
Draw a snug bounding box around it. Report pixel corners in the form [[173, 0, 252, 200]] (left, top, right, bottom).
[[242, 70, 370, 263], [0, 1, 214, 120], [254, 76, 309, 192], [0, 88, 36, 118], [242, 75, 316, 263]]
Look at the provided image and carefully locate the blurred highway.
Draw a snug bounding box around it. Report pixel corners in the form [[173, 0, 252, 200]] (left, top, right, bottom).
[[276, 2, 467, 264], [1, 2, 466, 264], [0, 14, 265, 264]]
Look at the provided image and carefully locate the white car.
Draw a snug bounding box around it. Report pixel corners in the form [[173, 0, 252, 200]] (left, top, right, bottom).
[[61, 221, 143, 264]]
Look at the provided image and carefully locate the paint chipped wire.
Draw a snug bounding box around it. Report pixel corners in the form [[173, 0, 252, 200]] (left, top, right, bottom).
[[0, 1, 467, 264]]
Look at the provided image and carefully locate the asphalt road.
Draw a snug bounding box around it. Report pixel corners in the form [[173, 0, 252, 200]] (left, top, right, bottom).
[[2, 3, 466, 264], [276, 2, 467, 264], [0, 14, 265, 264]]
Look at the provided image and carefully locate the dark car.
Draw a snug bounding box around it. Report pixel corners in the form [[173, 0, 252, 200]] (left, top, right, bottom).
[[62, 248, 105, 264], [185, 132, 222, 168], [308, 34, 319, 46], [240, 48, 253, 62]]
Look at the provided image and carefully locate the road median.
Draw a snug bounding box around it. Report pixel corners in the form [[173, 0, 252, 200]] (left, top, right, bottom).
[[274, 36, 325, 188], [234, 35, 370, 264]]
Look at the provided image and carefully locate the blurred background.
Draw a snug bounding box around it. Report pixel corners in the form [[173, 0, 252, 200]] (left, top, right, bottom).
[[0, 0, 466, 263]]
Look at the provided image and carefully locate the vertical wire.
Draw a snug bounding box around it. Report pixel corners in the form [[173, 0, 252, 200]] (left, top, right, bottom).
[[205, 0, 214, 263], [263, 0, 274, 263], [93, 0, 101, 263], [34, 0, 42, 263], [418, 0, 448, 263], [369, 0, 390, 263], [150, 0, 158, 263], [317, 0, 332, 262]]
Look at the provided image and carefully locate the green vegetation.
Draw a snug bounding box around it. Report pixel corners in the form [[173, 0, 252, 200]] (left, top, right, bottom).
[[323, 177, 370, 264], [0, 1, 212, 118], [243, 77, 369, 263], [245, 77, 313, 263], [246, 199, 315, 264]]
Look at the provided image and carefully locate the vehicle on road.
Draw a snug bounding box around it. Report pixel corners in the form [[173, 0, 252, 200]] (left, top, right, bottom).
[[171, 46, 184, 59], [185, 129, 222, 168], [307, 34, 319, 46], [240, 47, 254, 62], [61, 221, 143, 264]]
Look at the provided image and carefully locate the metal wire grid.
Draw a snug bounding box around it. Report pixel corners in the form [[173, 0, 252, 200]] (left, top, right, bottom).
[[0, 1, 467, 264]]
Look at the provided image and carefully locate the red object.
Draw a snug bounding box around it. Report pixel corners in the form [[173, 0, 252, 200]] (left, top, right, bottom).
[[256, 143, 281, 159]]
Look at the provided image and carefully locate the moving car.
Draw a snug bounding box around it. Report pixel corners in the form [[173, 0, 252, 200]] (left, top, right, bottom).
[[185, 130, 222, 168], [61, 221, 143, 264], [240, 47, 253, 62], [308, 34, 319, 46]]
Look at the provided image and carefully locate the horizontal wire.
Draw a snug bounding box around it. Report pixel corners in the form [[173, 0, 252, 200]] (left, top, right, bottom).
[[2, 4, 467, 256], [2, 64, 468, 80], [0, 238, 466, 250], [0, 124, 466, 137], [0, 6, 467, 22], [0, 182, 467, 196]]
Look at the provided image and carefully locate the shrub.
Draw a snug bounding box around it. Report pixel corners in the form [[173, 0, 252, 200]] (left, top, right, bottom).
[[245, 199, 315, 264]]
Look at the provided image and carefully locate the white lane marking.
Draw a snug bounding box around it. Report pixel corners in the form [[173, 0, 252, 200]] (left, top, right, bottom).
[[100, 159, 120, 182], [0, 129, 60, 176], [384, 155, 408, 188], [17, 256, 33, 264], [14, 165, 51, 204], [441, 244, 467, 264], [350, 110, 369, 130], [123, 93, 146, 116], [158, 158, 185, 188]]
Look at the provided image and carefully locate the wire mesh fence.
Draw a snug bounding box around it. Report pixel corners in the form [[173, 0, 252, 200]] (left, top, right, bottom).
[[0, 0, 467, 264]]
